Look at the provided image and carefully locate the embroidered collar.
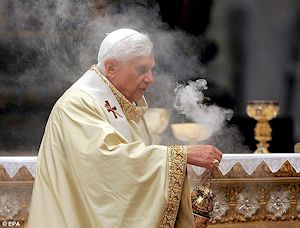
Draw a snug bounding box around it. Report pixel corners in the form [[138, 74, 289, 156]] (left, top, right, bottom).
[[90, 65, 147, 122]]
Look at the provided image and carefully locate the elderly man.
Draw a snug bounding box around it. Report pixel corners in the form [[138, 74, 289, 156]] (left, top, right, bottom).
[[28, 28, 222, 228]]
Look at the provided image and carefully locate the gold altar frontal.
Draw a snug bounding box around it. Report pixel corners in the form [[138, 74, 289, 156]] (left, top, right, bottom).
[[189, 158, 300, 228], [1, 155, 300, 228], [0, 165, 33, 228]]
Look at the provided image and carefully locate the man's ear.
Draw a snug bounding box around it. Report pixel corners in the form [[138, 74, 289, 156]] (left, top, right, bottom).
[[104, 59, 118, 78]]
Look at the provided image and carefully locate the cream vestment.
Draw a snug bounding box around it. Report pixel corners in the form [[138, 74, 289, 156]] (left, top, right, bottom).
[[28, 66, 195, 228]]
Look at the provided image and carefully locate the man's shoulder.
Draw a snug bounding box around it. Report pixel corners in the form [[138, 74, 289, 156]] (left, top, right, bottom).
[[63, 88, 94, 100], [54, 88, 104, 114]]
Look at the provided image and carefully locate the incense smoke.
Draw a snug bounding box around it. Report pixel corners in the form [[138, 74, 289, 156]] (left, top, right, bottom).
[[173, 80, 251, 153], [174, 79, 233, 134]]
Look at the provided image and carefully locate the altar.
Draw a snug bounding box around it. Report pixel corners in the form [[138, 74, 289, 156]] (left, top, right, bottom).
[[0, 157, 35, 228], [0, 154, 300, 228]]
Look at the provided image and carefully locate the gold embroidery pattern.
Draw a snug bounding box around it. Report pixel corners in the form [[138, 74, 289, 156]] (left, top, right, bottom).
[[90, 65, 147, 121], [111, 90, 146, 122], [159, 145, 187, 228]]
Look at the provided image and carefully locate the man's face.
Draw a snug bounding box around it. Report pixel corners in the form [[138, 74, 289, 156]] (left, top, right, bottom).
[[105, 53, 155, 102]]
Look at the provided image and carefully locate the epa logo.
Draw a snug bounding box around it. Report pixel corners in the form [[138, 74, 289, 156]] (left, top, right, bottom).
[[1, 221, 21, 227]]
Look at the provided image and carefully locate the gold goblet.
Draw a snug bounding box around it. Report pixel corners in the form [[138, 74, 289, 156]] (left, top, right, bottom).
[[246, 100, 279, 154], [143, 108, 170, 144]]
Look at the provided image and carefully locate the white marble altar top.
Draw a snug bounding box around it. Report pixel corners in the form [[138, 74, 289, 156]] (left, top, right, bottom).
[[1, 154, 300, 178]]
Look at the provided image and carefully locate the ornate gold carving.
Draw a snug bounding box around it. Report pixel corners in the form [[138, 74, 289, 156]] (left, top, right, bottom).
[[296, 193, 300, 219], [1, 158, 300, 227], [210, 191, 229, 222], [159, 145, 187, 228], [266, 186, 290, 219], [190, 162, 300, 225], [0, 166, 33, 227]]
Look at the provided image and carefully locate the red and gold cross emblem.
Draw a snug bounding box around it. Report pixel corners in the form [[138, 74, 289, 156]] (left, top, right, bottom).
[[104, 100, 121, 119]]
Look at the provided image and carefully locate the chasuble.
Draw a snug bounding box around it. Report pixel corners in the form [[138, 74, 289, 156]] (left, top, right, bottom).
[[28, 67, 195, 228]]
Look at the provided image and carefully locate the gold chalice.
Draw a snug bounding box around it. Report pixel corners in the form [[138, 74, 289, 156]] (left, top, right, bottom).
[[143, 108, 170, 144], [246, 100, 279, 154], [171, 123, 213, 144]]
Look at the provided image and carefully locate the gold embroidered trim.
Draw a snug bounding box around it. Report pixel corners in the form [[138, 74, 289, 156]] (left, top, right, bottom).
[[159, 145, 187, 228], [90, 65, 147, 122]]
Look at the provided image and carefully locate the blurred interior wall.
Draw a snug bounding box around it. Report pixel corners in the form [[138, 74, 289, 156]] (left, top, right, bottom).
[[206, 0, 300, 142]]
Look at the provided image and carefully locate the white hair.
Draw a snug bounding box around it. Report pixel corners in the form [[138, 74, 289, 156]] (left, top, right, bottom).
[[96, 29, 153, 74]]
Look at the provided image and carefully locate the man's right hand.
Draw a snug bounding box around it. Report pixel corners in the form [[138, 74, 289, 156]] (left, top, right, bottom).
[[187, 145, 223, 170]]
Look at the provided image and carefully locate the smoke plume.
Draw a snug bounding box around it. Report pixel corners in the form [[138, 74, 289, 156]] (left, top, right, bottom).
[[173, 79, 250, 153]]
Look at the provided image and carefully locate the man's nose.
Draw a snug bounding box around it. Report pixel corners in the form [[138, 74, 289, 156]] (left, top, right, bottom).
[[144, 71, 154, 84]]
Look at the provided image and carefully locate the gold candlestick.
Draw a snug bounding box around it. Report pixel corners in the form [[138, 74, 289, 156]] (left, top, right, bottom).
[[246, 100, 279, 154]]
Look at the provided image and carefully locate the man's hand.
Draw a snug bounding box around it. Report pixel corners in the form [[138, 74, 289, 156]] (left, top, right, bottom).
[[187, 145, 223, 170]]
